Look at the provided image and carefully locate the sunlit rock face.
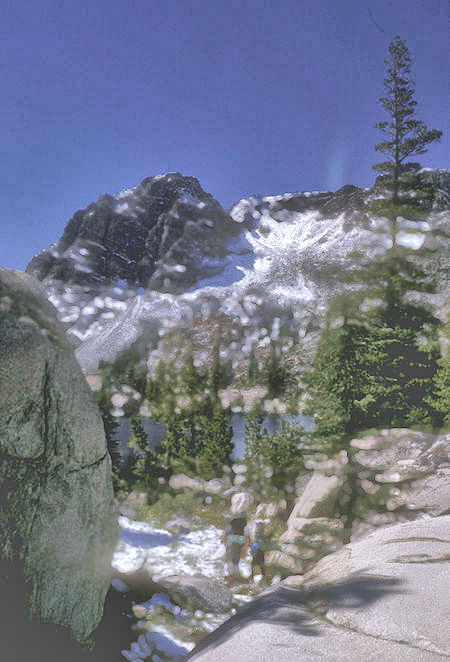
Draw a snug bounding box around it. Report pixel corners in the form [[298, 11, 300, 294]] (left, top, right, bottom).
[[0, 268, 117, 646], [300, 516, 450, 658], [269, 429, 450, 577], [187, 516, 450, 662], [26, 170, 449, 373]]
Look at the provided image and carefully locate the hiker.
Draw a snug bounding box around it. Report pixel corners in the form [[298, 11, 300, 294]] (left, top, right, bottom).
[[222, 513, 249, 581], [247, 519, 267, 583], [221, 492, 253, 582]]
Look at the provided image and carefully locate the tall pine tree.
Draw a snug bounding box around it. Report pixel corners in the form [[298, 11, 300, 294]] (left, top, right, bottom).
[[306, 36, 443, 435], [372, 35, 442, 226]]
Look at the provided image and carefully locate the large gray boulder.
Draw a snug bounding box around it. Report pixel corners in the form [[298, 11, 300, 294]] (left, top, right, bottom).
[[267, 517, 344, 577], [301, 515, 450, 657], [346, 429, 450, 540], [204, 477, 231, 495], [287, 474, 341, 524], [169, 473, 205, 491], [165, 516, 194, 535], [0, 268, 117, 646], [277, 429, 449, 574], [271, 473, 343, 575], [350, 428, 448, 481], [188, 516, 450, 661], [155, 573, 234, 612], [406, 469, 450, 516]]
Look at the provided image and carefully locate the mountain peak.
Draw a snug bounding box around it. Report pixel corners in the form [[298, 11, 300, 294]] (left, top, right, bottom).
[[27, 172, 240, 292], [25, 170, 449, 372]]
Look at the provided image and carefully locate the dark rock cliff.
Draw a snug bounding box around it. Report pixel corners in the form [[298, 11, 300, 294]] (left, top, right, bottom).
[[27, 172, 241, 293]]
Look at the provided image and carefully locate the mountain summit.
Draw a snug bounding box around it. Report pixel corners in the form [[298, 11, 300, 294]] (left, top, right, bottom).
[[26, 169, 450, 374], [28, 172, 242, 293]]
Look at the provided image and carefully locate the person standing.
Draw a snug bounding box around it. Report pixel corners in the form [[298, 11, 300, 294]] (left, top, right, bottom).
[[221, 492, 253, 583], [247, 519, 267, 583], [222, 513, 249, 582]]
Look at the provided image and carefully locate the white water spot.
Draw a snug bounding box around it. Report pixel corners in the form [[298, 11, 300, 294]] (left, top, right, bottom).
[[116, 514, 250, 661], [48, 295, 61, 307], [62, 291, 78, 303]]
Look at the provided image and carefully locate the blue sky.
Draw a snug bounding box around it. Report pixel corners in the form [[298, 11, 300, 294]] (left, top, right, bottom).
[[1, 0, 448, 270]]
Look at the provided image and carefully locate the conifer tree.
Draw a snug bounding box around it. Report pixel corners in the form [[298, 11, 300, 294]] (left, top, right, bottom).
[[373, 35, 442, 222], [128, 413, 164, 499], [198, 404, 234, 479], [431, 319, 450, 426], [306, 36, 443, 436], [307, 286, 441, 433], [146, 360, 170, 404], [265, 341, 289, 398], [160, 415, 187, 464], [303, 38, 444, 540], [247, 344, 259, 385], [209, 336, 232, 399], [209, 341, 223, 399], [128, 413, 147, 452], [243, 414, 273, 502], [304, 318, 366, 436], [243, 414, 310, 502], [181, 352, 206, 395]]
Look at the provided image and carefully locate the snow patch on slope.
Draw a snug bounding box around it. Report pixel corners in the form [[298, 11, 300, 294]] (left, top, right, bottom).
[[42, 185, 448, 373]]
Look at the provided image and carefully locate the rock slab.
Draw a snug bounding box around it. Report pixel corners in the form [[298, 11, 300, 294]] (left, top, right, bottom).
[[156, 573, 234, 612], [187, 516, 450, 661], [302, 515, 450, 657]]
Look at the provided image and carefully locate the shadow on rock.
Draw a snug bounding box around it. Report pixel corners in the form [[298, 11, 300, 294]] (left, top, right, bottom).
[[185, 573, 404, 660], [0, 558, 139, 662], [307, 570, 406, 610]]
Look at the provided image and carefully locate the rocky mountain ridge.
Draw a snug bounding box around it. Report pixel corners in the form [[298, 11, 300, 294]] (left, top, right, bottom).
[[26, 169, 450, 375]]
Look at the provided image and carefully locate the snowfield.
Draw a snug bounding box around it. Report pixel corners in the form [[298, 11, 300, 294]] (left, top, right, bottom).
[[113, 516, 226, 580], [113, 516, 253, 662]]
